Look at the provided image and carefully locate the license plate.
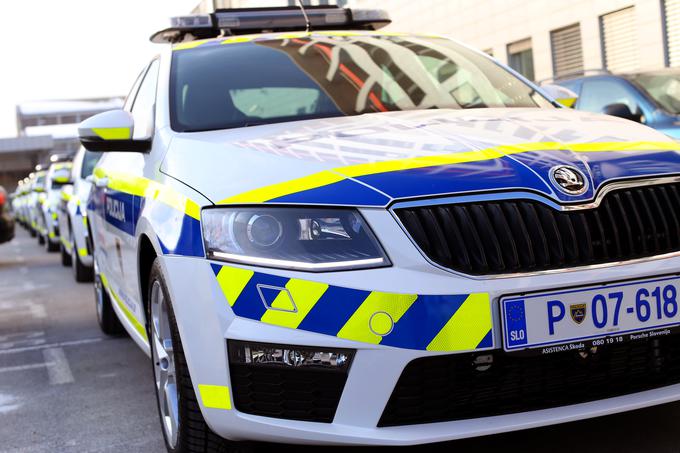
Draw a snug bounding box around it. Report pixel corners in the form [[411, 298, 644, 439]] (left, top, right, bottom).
[[501, 275, 680, 353]]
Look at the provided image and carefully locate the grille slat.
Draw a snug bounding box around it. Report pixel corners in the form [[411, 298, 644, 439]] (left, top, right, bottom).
[[396, 182, 680, 275], [379, 335, 680, 426], [452, 205, 488, 273]]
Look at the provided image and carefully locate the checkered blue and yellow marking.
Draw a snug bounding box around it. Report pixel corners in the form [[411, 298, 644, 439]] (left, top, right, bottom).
[[211, 264, 493, 352]]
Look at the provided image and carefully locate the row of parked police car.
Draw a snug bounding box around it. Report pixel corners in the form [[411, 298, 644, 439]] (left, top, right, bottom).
[[10, 149, 100, 281]]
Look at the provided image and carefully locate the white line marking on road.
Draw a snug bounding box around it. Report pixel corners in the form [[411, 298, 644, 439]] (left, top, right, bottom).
[[0, 331, 44, 341], [43, 348, 74, 385], [0, 303, 46, 319], [0, 337, 104, 355], [0, 362, 51, 373], [0, 339, 46, 350], [29, 304, 46, 319], [0, 393, 19, 414]]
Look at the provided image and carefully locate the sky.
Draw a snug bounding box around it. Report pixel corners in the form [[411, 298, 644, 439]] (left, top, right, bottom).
[[0, 0, 198, 138]]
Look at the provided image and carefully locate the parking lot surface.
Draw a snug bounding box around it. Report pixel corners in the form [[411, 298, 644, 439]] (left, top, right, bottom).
[[3, 228, 680, 453]]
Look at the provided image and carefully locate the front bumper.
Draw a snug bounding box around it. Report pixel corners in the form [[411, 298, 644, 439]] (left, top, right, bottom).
[[160, 241, 680, 446]]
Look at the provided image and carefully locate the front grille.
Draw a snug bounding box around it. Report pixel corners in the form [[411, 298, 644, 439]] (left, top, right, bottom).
[[229, 364, 347, 423], [396, 181, 680, 275], [379, 334, 680, 427]]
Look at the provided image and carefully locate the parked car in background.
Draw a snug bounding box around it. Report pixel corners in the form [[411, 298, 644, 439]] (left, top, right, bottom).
[[39, 158, 73, 252], [0, 186, 15, 244], [57, 147, 100, 281], [554, 69, 680, 139], [11, 183, 24, 228], [28, 170, 46, 242]]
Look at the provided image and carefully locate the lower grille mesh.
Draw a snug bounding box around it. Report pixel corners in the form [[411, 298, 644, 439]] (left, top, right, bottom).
[[229, 364, 347, 423], [379, 334, 680, 426]]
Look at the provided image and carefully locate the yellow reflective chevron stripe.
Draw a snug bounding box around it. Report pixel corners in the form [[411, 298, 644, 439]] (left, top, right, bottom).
[[260, 279, 329, 329], [222, 170, 345, 204], [426, 293, 492, 351], [92, 127, 131, 140], [93, 169, 201, 220], [213, 264, 493, 352], [218, 140, 680, 204], [198, 384, 232, 410], [337, 292, 418, 344], [60, 236, 71, 252], [215, 265, 254, 306], [100, 272, 148, 342]]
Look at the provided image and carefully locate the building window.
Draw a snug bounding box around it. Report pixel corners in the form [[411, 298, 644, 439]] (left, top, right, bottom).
[[600, 7, 639, 73], [507, 38, 535, 81], [664, 0, 680, 66], [550, 23, 584, 79]]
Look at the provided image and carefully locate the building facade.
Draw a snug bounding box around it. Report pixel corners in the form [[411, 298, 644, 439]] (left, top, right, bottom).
[[352, 0, 678, 82], [16, 97, 124, 155]]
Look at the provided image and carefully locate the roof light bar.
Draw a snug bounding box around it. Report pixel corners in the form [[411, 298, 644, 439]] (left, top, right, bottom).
[[150, 6, 390, 44]]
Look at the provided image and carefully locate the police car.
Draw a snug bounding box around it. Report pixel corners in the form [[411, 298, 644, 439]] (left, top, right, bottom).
[[80, 6, 680, 453], [57, 147, 101, 280], [28, 169, 47, 242], [39, 157, 73, 252]]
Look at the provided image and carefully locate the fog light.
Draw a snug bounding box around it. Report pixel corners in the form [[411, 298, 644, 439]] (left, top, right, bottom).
[[228, 340, 354, 372]]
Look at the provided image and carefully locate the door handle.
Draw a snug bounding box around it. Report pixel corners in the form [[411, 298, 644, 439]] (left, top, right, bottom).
[[95, 177, 109, 188]]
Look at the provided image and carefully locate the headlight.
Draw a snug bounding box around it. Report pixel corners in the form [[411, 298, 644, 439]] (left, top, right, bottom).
[[202, 207, 390, 271]]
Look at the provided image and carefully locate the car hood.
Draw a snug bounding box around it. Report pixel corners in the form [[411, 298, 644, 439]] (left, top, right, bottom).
[[161, 108, 680, 207]]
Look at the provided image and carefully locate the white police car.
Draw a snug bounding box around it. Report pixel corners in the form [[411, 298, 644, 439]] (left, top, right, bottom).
[[80, 6, 680, 453], [39, 158, 72, 252], [57, 147, 101, 280]]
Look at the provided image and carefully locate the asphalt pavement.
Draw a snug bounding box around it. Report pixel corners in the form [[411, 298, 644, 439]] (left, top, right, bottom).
[[2, 227, 680, 453]]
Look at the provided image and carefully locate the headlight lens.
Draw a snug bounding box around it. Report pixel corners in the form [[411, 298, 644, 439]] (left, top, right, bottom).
[[202, 207, 390, 271]]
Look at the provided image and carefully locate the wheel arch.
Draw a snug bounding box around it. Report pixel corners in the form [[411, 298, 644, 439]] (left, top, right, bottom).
[[138, 233, 158, 332]]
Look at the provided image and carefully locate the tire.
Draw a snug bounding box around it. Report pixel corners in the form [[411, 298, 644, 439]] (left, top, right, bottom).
[[46, 237, 59, 253], [29, 228, 36, 238], [37, 233, 45, 245], [94, 263, 124, 335], [60, 243, 72, 267], [73, 245, 93, 282], [148, 260, 250, 453]]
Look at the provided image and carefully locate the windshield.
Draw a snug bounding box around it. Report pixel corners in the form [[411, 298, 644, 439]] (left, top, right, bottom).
[[170, 34, 552, 132], [630, 73, 680, 114], [35, 175, 46, 190], [81, 151, 103, 179]]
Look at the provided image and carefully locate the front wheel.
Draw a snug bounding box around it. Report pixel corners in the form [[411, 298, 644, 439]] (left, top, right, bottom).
[[60, 242, 72, 267], [148, 260, 250, 453], [94, 262, 124, 335], [73, 244, 93, 282]]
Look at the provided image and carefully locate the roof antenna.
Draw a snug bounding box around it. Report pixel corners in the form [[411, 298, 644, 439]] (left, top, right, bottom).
[[296, 0, 311, 32]]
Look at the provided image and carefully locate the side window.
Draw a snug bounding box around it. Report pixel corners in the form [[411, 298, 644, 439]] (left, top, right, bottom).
[[131, 59, 160, 139], [578, 79, 640, 114]]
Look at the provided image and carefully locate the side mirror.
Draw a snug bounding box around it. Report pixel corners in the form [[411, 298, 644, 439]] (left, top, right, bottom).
[[541, 84, 578, 108], [78, 110, 151, 153], [603, 103, 642, 122]]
